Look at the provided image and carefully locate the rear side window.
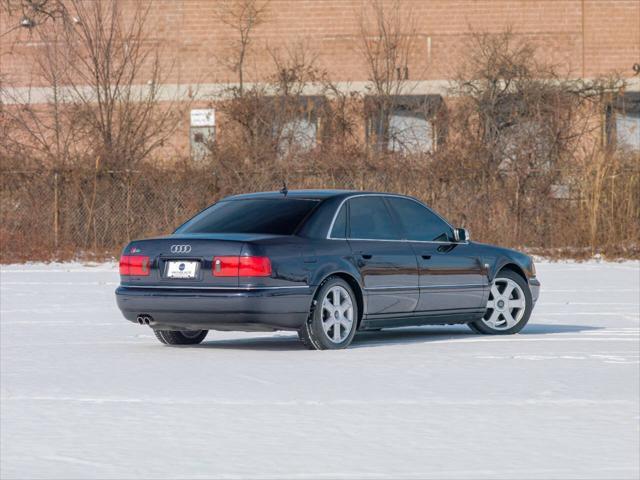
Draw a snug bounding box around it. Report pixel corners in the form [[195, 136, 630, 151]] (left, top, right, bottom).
[[385, 197, 452, 242], [330, 204, 347, 238], [348, 196, 400, 240], [176, 199, 319, 235]]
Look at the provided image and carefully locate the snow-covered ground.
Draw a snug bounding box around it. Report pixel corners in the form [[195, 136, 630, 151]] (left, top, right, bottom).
[[1, 261, 638, 479]]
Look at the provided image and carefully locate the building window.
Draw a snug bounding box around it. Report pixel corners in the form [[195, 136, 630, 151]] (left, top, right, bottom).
[[613, 112, 640, 150], [274, 96, 323, 157], [607, 93, 640, 152], [278, 116, 317, 155], [497, 119, 553, 172], [388, 108, 434, 153], [366, 95, 444, 154]]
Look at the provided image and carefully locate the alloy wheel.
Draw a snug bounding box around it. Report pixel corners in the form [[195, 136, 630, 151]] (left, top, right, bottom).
[[320, 285, 355, 343], [482, 277, 527, 330]]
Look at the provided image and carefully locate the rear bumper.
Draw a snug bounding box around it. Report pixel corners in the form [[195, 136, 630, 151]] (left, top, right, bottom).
[[115, 285, 313, 331], [529, 277, 541, 304]]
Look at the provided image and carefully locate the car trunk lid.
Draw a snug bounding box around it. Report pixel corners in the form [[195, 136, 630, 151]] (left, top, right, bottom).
[[120, 234, 276, 288]]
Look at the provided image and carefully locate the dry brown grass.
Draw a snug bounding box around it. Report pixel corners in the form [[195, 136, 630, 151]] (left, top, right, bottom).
[[1, 144, 637, 263]]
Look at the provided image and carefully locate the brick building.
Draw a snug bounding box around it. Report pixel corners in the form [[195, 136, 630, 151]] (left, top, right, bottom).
[[1, 0, 639, 156]]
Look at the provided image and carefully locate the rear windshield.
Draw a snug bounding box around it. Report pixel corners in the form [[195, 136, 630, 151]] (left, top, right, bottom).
[[176, 198, 320, 235]]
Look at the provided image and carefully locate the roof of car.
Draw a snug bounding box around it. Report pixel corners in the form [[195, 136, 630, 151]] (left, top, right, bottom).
[[223, 190, 360, 201]]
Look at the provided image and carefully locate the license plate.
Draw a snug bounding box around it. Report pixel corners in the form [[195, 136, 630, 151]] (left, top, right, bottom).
[[166, 261, 199, 279]]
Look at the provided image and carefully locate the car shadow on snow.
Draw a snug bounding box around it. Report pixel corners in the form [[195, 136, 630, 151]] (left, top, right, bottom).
[[193, 323, 602, 351], [348, 323, 603, 349], [196, 334, 305, 351]]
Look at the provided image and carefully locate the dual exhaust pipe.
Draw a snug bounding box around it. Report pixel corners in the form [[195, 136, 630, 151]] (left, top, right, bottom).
[[136, 314, 154, 325]]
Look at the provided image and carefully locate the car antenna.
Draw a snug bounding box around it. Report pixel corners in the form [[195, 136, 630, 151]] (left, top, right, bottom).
[[280, 180, 288, 196]]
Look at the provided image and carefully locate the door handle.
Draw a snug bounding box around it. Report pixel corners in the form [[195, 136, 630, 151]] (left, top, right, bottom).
[[361, 253, 373, 260], [421, 254, 432, 260]]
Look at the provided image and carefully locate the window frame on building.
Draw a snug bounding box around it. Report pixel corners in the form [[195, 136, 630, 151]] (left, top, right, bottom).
[[606, 92, 640, 152], [364, 94, 446, 154], [271, 95, 326, 157]]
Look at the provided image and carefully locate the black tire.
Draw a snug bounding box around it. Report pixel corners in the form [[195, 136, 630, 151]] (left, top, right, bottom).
[[154, 329, 208, 345], [298, 276, 359, 350], [468, 269, 532, 335], [466, 321, 483, 334]]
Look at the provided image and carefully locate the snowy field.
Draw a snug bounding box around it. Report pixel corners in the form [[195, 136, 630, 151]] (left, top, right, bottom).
[[1, 261, 638, 480]]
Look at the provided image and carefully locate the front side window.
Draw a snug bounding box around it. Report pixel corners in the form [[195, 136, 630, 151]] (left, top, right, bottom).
[[176, 199, 319, 235], [385, 197, 453, 242], [348, 196, 400, 240]]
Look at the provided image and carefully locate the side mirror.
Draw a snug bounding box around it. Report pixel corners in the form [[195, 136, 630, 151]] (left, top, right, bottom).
[[454, 228, 470, 242]]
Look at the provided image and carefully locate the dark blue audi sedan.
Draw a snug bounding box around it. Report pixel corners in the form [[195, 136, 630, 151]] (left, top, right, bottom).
[[115, 190, 540, 349]]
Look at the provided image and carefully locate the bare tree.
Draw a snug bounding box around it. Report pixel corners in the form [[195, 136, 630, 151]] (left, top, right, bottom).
[[1, 2, 82, 247], [216, 0, 269, 95], [356, 0, 419, 150], [61, 0, 186, 169], [449, 29, 625, 245], [213, 39, 326, 166], [3, 0, 186, 170], [1, 0, 66, 35], [268, 40, 327, 159], [1, 19, 81, 169], [1, 0, 189, 250]]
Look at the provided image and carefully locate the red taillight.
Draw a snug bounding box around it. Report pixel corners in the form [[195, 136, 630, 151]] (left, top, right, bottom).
[[212, 256, 272, 277], [119, 255, 150, 276], [239, 256, 272, 277], [212, 256, 241, 277]]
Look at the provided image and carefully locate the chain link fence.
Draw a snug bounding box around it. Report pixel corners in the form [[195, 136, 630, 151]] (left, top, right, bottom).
[[0, 167, 413, 261], [1, 168, 207, 261], [1, 161, 638, 262]]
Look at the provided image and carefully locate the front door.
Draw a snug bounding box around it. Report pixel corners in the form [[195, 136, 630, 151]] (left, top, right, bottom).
[[411, 242, 486, 312], [346, 196, 420, 316], [384, 196, 487, 313]]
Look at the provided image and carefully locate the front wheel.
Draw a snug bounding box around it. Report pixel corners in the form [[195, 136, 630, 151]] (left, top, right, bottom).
[[298, 277, 358, 350], [468, 270, 532, 335], [154, 329, 208, 345]]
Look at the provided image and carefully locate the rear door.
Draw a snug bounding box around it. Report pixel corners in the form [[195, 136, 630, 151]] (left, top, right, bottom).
[[384, 197, 487, 313], [345, 196, 419, 316]]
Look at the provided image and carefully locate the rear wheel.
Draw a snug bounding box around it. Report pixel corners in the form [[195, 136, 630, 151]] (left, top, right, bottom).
[[468, 270, 532, 335], [299, 277, 358, 350], [154, 329, 208, 345]]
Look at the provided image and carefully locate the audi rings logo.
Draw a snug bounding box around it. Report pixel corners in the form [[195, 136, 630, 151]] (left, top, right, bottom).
[[170, 244, 192, 254]]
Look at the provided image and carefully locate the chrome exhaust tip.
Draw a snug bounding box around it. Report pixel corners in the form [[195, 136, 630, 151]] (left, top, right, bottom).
[[136, 314, 153, 325]]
